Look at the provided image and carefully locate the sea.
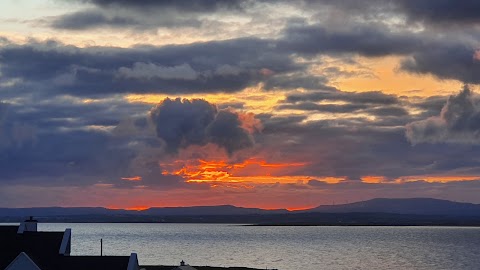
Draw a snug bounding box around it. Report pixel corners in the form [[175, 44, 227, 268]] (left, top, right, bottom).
[[36, 223, 480, 270]]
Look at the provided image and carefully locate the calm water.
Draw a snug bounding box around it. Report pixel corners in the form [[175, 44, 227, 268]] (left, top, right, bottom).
[[36, 223, 480, 270]]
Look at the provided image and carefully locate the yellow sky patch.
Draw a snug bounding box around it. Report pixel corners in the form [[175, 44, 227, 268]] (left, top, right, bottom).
[[332, 56, 464, 97]]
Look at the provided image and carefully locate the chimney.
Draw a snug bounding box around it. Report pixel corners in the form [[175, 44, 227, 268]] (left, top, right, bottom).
[[24, 216, 38, 232], [17, 216, 38, 234]]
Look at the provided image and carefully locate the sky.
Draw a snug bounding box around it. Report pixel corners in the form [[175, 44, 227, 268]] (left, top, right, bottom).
[[1, 0, 480, 209]]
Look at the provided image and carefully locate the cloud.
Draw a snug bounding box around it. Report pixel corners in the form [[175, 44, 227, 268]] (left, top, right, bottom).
[[49, 9, 200, 30], [278, 89, 406, 119], [406, 86, 480, 144], [47, 0, 250, 30], [264, 74, 330, 90], [401, 43, 480, 84], [0, 102, 9, 148], [0, 38, 296, 97], [50, 10, 139, 30], [284, 90, 400, 105], [118, 63, 198, 80], [80, 0, 248, 12], [278, 24, 423, 57], [277, 102, 368, 113], [396, 0, 480, 26], [0, 102, 38, 149], [150, 98, 261, 154], [206, 110, 257, 154], [300, 0, 480, 27], [150, 98, 217, 152]]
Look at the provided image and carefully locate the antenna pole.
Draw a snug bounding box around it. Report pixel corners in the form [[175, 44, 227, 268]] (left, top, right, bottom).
[[101, 238, 103, 256]]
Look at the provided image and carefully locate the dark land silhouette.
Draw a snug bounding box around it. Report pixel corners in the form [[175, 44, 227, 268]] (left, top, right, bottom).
[[1, 198, 479, 226]]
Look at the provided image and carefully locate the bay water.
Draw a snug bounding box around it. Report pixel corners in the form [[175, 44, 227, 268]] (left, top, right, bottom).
[[38, 223, 480, 270]]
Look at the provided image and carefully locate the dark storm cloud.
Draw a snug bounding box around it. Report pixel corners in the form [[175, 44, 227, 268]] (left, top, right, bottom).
[[277, 90, 411, 125], [401, 44, 480, 84], [150, 98, 259, 154], [259, 87, 480, 180], [275, 9, 480, 84], [0, 128, 112, 181], [0, 38, 296, 97], [80, 0, 248, 12], [50, 9, 201, 30], [0, 98, 131, 183], [48, 0, 251, 30], [0, 96, 192, 189], [301, 0, 480, 26], [260, 111, 480, 180], [277, 102, 410, 119], [365, 106, 409, 117], [413, 96, 448, 116], [396, 0, 480, 25], [277, 102, 368, 114], [52, 0, 480, 31], [407, 86, 480, 144], [150, 98, 217, 152], [271, 2, 480, 85], [12, 18, 480, 96], [0, 102, 7, 121], [278, 24, 423, 57], [12, 99, 149, 131], [0, 102, 11, 148], [263, 74, 331, 90], [207, 110, 256, 154], [0, 102, 38, 150], [260, 117, 413, 179], [50, 10, 141, 30], [285, 90, 400, 105]]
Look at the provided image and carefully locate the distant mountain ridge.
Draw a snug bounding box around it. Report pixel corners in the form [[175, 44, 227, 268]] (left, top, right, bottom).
[[306, 198, 480, 216], [0, 205, 288, 217], [1, 198, 479, 219], [143, 205, 288, 216]]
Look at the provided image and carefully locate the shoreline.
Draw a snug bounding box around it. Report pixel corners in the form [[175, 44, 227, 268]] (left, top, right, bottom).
[[140, 266, 275, 270], [1, 221, 480, 227]]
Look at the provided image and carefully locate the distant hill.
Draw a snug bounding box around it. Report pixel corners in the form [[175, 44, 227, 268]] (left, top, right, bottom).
[[0, 207, 128, 217], [0, 205, 287, 218], [1, 198, 480, 225], [306, 198, 480, 216], [143, 205, 288, 216]]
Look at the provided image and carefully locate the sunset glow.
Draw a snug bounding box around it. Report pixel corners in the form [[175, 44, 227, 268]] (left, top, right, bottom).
[[161, 158, 312, 184], [1, 0, 480, 209]]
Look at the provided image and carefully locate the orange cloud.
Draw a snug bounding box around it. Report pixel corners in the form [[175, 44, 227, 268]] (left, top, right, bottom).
[[395, 175, 480, 183], [237, 111, 263, 133], [161, 157, 317, 185], [121, 176, 142, 181], [361, 175, 389, 184]]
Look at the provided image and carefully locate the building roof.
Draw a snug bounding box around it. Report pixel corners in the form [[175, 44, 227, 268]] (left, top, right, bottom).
[[0, 228, 65, 269], [4, 252, 41, 270], [0, 225, 136, 270]]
